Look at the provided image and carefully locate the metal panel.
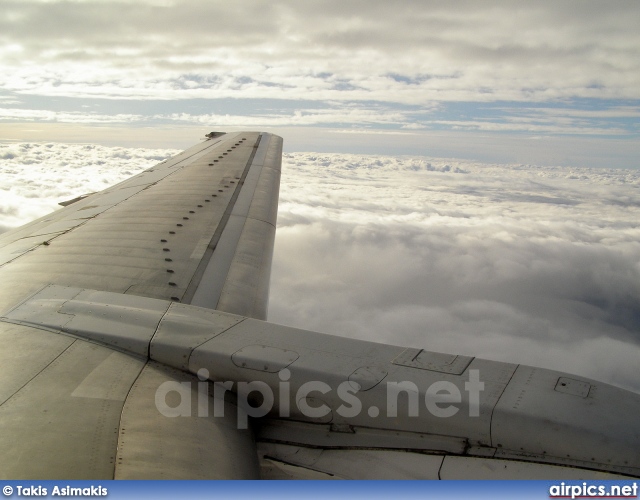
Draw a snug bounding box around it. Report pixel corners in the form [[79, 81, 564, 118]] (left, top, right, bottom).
[[348, 366, 387, 391], [189, 317, 510, 445], [261, 459, 337, 480], [70, 351, 143, 400], [0, 217, 67, 249], [555, 376, 591, 397], [14, 219, 85, 237], [247, 164, 281, 226], [257, 419, 467, 454], [232, 134, 281, 226], [59, 290, 170, 356], [261, 131, 283, 173], [258, 442, 444, 479], [393, 347, 473, 374], [3, 285, 169, 357], [231, 345, 299, 372], [0, 322, 75, 405], [0, 235, 61, 267], [58, 192, 95, 207], [58, 185, 152, 220], [215, 217, 276, 319], [231, 138, 270, 216], [439, 455, 627, 480], [188, 214, 246, 310], [115, 361, 259, 479], [492, 365, 640, 475], [2, 284, 82, 329], [150, 302, 244, 370], [0, 337, 145, 479]]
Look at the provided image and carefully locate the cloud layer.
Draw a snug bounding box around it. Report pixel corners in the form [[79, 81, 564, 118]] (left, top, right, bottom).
[[1, 141, 639, 393], [2, 1, 639, 103], [270, 152, 640, 393]]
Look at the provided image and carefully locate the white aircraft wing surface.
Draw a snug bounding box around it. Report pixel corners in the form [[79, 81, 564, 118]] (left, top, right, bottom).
[[0, 132, 637, 479]]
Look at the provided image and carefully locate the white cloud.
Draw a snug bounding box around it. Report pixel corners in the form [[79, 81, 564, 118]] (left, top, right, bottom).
[[0, 106, 419, 129], [160, 106, 417, 127], [0, 108, 145, 123], [1, 1, 639, 103], [269, 152, 640, 393], [432, 119, 630, 135]]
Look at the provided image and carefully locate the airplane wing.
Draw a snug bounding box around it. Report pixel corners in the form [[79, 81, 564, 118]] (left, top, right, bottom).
[[0, 131, 638, 479]]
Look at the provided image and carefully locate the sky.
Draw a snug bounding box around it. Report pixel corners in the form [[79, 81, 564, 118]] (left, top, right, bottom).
[[0, 0, 639, 166], [0, 1, 639, 393]]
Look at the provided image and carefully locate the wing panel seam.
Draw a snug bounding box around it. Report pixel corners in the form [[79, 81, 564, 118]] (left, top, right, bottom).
[[0, 338, 79, 409], [111, 359, 150, 479], [488, 364, 519, 448]]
